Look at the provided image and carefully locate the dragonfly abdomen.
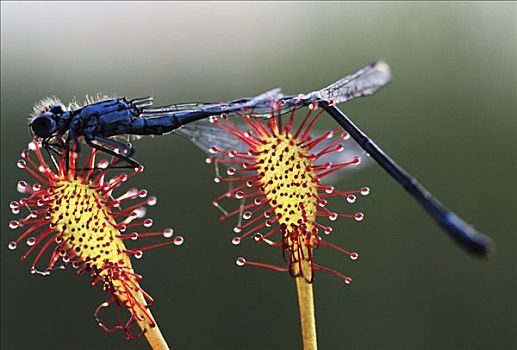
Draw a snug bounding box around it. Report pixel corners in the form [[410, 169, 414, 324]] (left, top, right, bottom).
[[129, 115, 182, 135], [129, 109, 220, 136]]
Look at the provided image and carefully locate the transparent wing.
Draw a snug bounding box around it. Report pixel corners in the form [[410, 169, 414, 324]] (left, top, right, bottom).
[[314, 60, 392, 104], [175, 118, 370, 184], [175, 118, 249, 155], [136, 60, 391, 124], [139, 89, 284, 118], [139, 102, 215, 115]]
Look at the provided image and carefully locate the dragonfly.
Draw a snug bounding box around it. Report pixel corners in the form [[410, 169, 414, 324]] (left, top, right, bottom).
[[27, 60, 493, 256], [29, 60, 389, 169]]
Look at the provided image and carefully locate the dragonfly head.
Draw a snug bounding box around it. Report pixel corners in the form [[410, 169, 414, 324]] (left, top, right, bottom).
[[29, 104, 64, 138], [30, 112, 58, 138]]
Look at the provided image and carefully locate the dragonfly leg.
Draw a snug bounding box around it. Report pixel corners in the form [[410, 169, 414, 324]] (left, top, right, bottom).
[[62, 119, 84, 171], [84, 134, 141, 170], [90, 135, 135, 157], [68, 120, 83, 154], [41, 137, 64, 171]]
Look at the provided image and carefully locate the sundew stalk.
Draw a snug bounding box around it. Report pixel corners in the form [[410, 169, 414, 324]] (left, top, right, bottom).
[[9, 140, 184, 349], [207, 100, 369, 348]]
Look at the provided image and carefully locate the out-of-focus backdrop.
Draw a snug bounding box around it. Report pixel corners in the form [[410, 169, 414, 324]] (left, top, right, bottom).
[[1, 2, 515, 350]]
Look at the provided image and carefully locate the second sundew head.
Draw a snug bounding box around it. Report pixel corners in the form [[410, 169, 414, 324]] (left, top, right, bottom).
[[253, 130, 319, 282], [207, 101, 369, 284], [9, 141, 184, 339]]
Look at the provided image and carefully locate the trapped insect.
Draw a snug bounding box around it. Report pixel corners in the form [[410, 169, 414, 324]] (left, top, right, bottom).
[[28, 61, 390, 168], [26, 60, 493, 256]]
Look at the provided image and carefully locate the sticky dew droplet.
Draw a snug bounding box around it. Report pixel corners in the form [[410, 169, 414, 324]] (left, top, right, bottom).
[[98, 160, 109, 169], [38, 165, 49, 173], [17, 181, 29, 193], [173, 236, 184, 245], [236, 257, 246, 266], [232, 237, 241, 245], [17, 160, 27, 169], [134, 208, 146, 218], [354, 213, 364, 222], [163, 228, 174, 238]]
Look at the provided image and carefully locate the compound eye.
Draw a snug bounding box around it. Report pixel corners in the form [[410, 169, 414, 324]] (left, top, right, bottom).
[[30, 113, 57, 138]]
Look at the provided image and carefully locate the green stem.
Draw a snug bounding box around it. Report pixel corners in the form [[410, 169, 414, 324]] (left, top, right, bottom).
[[295, 277, 317, 350]]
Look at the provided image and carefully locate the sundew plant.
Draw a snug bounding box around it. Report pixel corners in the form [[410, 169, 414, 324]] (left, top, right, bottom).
[[205, 102, 368, 349], [8, 140, 183, 349]]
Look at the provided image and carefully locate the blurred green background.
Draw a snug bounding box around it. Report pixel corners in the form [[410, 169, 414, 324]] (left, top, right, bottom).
[[1, 2, 515, 350]]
